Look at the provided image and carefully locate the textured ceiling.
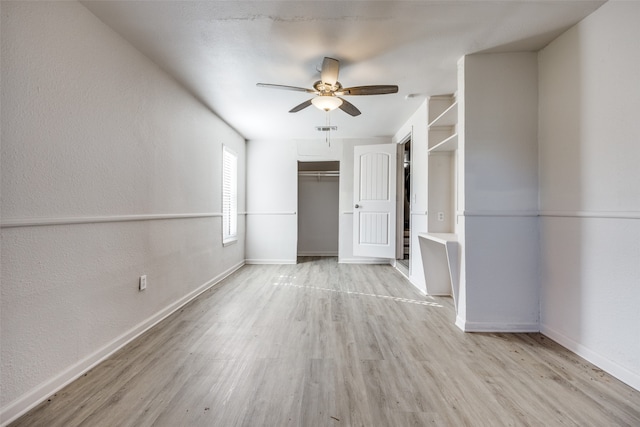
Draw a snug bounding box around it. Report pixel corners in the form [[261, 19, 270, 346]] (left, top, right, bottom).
[[82, 1, 604, 141]]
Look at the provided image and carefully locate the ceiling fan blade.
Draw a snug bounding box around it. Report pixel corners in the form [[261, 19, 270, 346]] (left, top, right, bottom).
[[257, 83, 316, 94], [289, 99, 313, 113], [340, 85, 399, 96], [338, 98, 361, 117], [320, 57, 340, 86]]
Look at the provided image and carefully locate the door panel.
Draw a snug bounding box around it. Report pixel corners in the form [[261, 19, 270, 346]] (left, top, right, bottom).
[[353, 144, 397, 258], [359, 153, 390, 201], [359, 212, 389, 245]]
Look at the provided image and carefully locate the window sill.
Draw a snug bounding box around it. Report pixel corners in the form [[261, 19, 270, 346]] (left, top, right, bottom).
[[223, 238, 238, 247]]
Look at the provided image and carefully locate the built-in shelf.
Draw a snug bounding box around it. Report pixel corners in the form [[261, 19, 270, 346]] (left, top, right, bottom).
[[428, 101, 458, 128], [428, 133, 458, 153], [428, 98, 458, 151], [422, 94, 459, 311], [427, 94, 457, 233]]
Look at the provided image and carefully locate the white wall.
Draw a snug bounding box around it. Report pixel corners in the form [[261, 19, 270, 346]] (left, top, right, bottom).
[[394, 101, 428, 291], [245, 139, 298, 263], [0, 2, 246, 423], [538, 0, 640, 390], [458, 52, 540, 331], [246, 137, 390, 264]]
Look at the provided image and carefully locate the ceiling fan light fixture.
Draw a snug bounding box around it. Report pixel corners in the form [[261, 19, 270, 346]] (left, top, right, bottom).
[[312, 95, 343, 112]]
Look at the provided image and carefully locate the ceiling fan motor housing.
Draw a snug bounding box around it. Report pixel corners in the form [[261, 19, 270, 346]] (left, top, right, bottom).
[[314, 80, 342, 95]]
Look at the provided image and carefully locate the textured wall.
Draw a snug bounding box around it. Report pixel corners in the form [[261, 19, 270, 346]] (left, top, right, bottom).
[[0, 1, 245, 422], [538, 0, 640, 390]]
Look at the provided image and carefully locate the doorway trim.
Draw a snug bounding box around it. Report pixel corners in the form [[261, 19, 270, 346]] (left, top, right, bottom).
[[395, 131, 412, 276], [297, 161, 340, 260]]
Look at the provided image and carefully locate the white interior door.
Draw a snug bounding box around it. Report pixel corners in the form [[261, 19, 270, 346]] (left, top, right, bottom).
[[353, 144, 397, 258]]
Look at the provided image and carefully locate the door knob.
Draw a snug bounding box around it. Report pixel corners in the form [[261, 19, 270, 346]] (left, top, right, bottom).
[[355, 204, 360, 208]]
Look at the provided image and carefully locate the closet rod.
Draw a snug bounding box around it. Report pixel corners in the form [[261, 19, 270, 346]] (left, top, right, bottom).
[[297, 171, 340, 177]]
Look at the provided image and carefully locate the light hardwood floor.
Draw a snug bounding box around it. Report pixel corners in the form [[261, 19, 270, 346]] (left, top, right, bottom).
[[11, 257, 640, 426]]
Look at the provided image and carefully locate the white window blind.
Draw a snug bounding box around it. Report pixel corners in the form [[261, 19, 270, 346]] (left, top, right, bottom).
[[222, 146, 238, 245]]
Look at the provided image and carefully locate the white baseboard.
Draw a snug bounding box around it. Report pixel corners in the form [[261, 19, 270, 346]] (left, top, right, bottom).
[[540, 324, 640, 392], [408, 281, 427, 296], [245, 259, 297, 265], [395, 266, 410, 280], [338, 258, 392, 264], [456, 319, 540, 333], [0, 261, 245, 426]]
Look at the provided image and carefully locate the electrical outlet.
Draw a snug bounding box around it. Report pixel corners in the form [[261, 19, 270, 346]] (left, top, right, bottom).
[[139, 275, 147, 291], [437, 212, 445, 221]]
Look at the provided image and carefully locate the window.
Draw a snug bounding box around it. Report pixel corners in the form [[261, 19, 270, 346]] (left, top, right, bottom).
[[222, 146, 238, 245]]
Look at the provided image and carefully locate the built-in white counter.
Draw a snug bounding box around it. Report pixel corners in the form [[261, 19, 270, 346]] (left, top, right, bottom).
[[417, 233, 459, 309]]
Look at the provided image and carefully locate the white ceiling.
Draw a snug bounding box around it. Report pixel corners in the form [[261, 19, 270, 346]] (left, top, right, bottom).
[[82, 1, 604, 141]]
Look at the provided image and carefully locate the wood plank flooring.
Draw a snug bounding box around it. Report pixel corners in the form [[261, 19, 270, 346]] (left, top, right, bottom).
[[11, 257, 640, 426]]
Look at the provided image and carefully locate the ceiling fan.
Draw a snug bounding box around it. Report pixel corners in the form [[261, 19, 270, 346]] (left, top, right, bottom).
[[256, 57, 398, 117]]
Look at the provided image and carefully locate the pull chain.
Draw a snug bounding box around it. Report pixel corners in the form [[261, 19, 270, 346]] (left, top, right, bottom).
[[326, 111, 331, 147]]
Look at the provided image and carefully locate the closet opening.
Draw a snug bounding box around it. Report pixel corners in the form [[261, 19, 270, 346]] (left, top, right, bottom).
[[297, 161, 340, 260], [396, 137, 411, 274]]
